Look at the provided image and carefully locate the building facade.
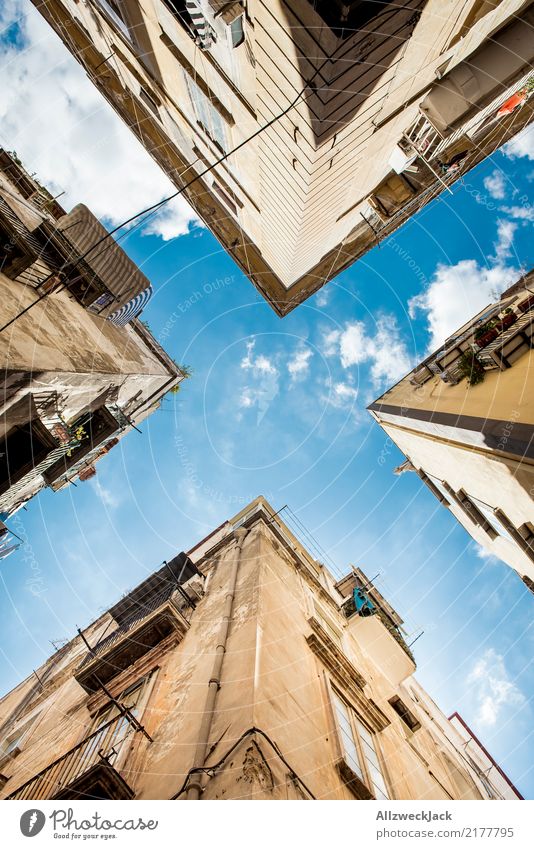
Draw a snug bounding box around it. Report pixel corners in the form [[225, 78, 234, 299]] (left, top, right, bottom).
[[369, 271, 534, 593], [31, 0, 534, 314], [0, 150, 185, 548], [0, 497, 522, 800]]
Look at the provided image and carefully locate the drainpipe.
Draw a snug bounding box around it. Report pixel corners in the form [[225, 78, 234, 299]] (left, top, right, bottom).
[[186, 526, 249, 799]]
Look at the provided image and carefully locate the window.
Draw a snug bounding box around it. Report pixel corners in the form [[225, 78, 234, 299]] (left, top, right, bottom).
[[313, 601, 343, 646], [465, 495, 513, 542], [0, 218, 33, 278], [43, 406, 118, 484], [139, 87, 160, 116], [212, 181, 239, 217], [88, 676, 154, 766], [96, 0, 132, 41], [331, 689, 389, 799], [0, 421, 55, 493], [425, 474, 452, 506], [306, 1, 395, 40], [389, 696, 421, 732], [94, 678, 147, 733], [184, 73, 228, 152], [162, 1, 194, 35], [229, 15, 245, 48], [0, 713, 41, 763]]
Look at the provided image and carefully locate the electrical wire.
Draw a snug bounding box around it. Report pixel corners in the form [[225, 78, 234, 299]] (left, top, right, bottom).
[[0, 40, 344, 335], [171, 725, 317, 800]]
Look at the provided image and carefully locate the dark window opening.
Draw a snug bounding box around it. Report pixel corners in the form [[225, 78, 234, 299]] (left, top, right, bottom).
[[0, 422, 54, 493], [63, 269, 108, 309], [163, 0, 194, 34], [0, 218, 34, 279], [389, 696, 421, 731], [43, 407, 118, 484], [139, 87, 160, 116], [306, 1, 394, 39]]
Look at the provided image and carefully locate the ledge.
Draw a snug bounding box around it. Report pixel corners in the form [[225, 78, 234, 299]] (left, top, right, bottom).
[[306, 618, 390, 733]]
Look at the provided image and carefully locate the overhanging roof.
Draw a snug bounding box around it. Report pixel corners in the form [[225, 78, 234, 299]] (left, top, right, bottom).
[[108, 552, 200, 625], [56, 203, 151, 314]]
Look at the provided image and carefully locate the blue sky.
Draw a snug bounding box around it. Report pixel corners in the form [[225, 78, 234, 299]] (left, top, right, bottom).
[[1, 0, 534, 799]]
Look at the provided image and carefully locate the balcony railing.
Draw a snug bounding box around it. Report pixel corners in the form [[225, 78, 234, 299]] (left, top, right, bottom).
[[7, 711, 137, 800], [343, 593, 415, 663], [75, 583, 191, 693]]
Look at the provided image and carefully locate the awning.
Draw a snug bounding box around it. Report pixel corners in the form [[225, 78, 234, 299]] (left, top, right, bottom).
[[56, 204, 152, 317], [107, 285, 153, 326], [186, 0, 214, 49]]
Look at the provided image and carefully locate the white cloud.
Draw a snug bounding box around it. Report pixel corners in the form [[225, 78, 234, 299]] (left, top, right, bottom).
[[240, 340, 276, 375], [287, 348, 313, 381], [491, 219, 518, 263], [91, 478, 120, 509], [321, 379, 359, 415], [0, 2, 199, 240], [338, 323, 371, 369], [324, 317, 412, 388], [315, 288, 330, 307], [473, 543, 500, 565], [408, 259, 520, 352], [239, 340, 279, 424], [504, 123, 534, 161], [500, 205, 534, 222], [467, 648, 526, 727], [323, 329, 341, 357], [483, 170, 506, 200], [331, 381, 358, 405]]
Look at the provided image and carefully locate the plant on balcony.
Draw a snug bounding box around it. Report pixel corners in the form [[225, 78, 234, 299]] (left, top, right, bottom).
[[66, 425, 88, 457], [475, 327, 499, 349], [458, 350, 485, 385], [495, 312, 517, 332]]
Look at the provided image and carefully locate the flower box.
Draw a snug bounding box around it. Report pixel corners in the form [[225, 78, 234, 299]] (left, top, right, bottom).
[[517, 294, 534, 313], [475, 327, 499, 348]]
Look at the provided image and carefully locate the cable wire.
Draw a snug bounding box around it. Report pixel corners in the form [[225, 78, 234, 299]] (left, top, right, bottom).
[[171, 725, 317, 800], [0, 41, 342, 334]]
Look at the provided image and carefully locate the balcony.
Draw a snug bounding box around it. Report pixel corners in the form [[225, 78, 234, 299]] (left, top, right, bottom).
[[7, 712, 138, 800], [75, 555, 199, 693], [343, 587, 415, 688], [408, 295, 534, 386], [476, 309, 534, 371]]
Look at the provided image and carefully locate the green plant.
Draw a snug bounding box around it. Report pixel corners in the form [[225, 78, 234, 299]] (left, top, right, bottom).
[[458, 350, 485, 385], [474, 320, 495, 340], [165, 363, 192, 396]]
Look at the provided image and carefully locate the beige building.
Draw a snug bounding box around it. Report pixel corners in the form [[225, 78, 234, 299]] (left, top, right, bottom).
[[0, 497, 522, 800], [32, 0, 534, 314], [369, 271, 534, 593], [0, 149, 184, 540]]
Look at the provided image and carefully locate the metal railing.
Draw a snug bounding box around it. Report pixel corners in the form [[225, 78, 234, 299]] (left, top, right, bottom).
[[7, 711, 136, 800], [77, 584, 188, 672]]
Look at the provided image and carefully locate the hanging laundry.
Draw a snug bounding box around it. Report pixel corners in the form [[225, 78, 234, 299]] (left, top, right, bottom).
[[497, 90, 528, 117]]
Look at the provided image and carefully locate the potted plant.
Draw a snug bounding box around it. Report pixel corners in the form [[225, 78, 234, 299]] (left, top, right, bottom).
[[496, 312, 517, 331], [458, 350, 485, 385], [475, 327, 499, 348]]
